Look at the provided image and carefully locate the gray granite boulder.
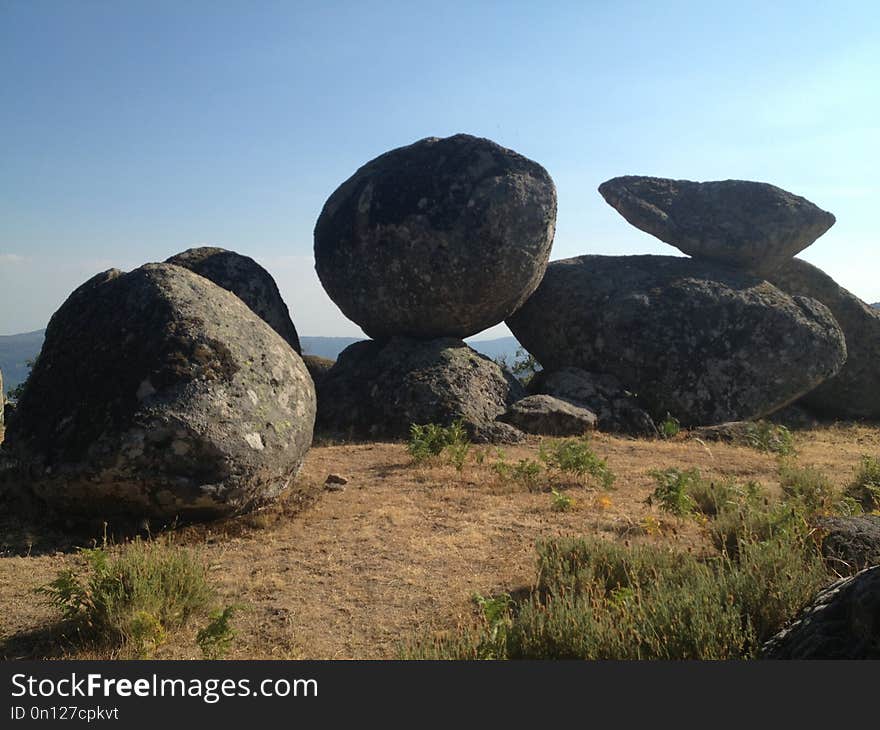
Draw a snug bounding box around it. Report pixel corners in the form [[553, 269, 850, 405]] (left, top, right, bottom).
[[767, 258, 880, 419], [598, 176, 835, 274], [314, 134, 557, 339], [1, 264, 316, 522], [507, 255, 846, 426], [316, 337, 525, 441], [761, 566, 880, 659], [498, 395, 597, 436], [166, 246, 301, 353], [527, 367, 657, 436], [818, 515, 880, 573]]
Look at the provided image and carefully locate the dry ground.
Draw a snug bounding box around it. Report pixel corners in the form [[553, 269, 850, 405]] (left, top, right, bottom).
[[1, 424, 878, 660]]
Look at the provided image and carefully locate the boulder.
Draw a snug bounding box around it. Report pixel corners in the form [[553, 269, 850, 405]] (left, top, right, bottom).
[[818, 515, 880, 573], [314, 134, 557, 339], [598, 176, 835, 274], [527, 367, 657, 436], [0, 368, 3, 430], [507, 255, 847, 426], [761, 566, 880, 659], [1, 264, 316, 522], [166, 247, 301, 353], [766, 258, 880, 419], [301, 354, 335, 388], [498, 395, 597, 436], [316, 337, 526, 441]]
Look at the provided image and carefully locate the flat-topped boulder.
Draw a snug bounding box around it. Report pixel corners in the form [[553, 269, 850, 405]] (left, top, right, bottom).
[[507, 255, 846, 426], [314, 134, 557, 339], [315, 337, 525, 441], [166, 246, 301, 353], [598, 176, 835, 274], [767, 258, 880, 419], [498, 394, 597, 436], [2, 264, 316, 522]]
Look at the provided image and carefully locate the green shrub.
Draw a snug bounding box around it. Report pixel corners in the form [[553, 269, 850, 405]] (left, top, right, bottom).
[[657, 413, 681, 439], [550, 489, 574, 512], [648, 468, 701, 517], [845, 456, 880, 512], [744, 421, 795, 456], [539, 438, 615, 489], [197, 605, 238, 660], [407, 420, 470, 470], [38, 539, 216, 656], [778, 462, 835, 512], [511, 459, 544, 491], [404, 530, 828, 660]]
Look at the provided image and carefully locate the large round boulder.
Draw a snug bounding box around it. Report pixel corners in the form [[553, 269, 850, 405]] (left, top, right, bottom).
[[598, 176, 835, 275], [761, 567, 880, 659], [314, 134, 557, 339], [166, 246, 301, 353], [2, 263, 316, 522], [507, 255, 847, 426], [766, 258, 880, 419], [316, 337, 525, 441]]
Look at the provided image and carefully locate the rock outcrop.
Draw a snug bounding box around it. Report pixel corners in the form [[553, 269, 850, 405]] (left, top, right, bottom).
[[598, 176, 835, 274], [766, 258, 880, 419], [498, 395, 597, 436], [761, 567, 880, 659], [315, 337, 525, 440], [314, 134, 557, 339], [166, 246, 301, 353], [2, 264, 316, 522], [818, 515, 880, 573], [301, 354, 335, 388], [527, 367, 657, 436], [507, 255, 847, 426]]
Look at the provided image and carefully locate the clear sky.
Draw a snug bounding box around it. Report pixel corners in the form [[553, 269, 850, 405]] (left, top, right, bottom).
[[1, 0, 878, 338]]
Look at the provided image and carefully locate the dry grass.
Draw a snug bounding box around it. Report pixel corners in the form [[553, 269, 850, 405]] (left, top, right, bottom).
[[1, 424, 879, 659]]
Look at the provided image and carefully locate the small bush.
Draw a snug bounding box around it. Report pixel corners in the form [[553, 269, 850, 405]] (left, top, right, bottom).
[[845, 456, 880, 512], [744, 421, 795, 456], [550, 489, 574, 512], [38, 539, 215, 656], [512, 459, 544, 491], [408, 420, 470, 470], [540, 438, 615, 489], [778, 462, 835, 512], [648, 468, 701, 517], [657, 413, 681, 439], [197, 605, 238, 660]]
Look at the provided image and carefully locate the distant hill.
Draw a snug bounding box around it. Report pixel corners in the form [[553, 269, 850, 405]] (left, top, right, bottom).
[[0, 329, 45, 392], [873, 303, 880, 310], [1, 330, 525, 394]]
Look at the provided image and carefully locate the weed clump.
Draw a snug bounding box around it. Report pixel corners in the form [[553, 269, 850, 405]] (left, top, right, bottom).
[[844, 456, 880, 512], [407, 420, 470, 470]]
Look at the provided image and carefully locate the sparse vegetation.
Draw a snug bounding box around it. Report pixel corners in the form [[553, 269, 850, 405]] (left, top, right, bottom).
[[550, 488, 574, 512], [845, 455, 880, 512], [37, 539, 224, 657], [407, 420, 470, 470], [197, 605, 238, 660], [778, 462, 835, 512], [744, 420, 795, 456], [648, 468, 701, 517], [495, 347, 541, 385], [539, 438, 615, 489], [657, 413, 681, 439]]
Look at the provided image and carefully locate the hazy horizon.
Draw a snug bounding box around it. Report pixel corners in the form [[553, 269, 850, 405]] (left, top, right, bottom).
[[2, 1, 878, 338]]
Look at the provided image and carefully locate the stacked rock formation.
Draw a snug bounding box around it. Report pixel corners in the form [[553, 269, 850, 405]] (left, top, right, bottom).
[[2, 263, 315, 523], [508, 176, 849, 426], [314, 133, 558, 440]]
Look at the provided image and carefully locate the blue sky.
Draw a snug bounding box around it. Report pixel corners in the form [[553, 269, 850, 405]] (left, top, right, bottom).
[[1, 0, 878, 338]]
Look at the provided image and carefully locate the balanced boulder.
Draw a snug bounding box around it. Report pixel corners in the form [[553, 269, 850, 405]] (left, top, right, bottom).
[[2, 264, 316, 522], [498, 395, 597, 436], [166, 246, 301, 353], [316, 337, 525, 440], [761, 567, 880, 659], [314, 134, 557, 339], [598, 176, 835, 274], [507, 255, 847, 426], [528, 367, 657, 436], [766, 258, 880, 419]]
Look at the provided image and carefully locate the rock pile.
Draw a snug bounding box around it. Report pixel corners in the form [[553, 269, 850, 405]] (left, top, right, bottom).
[[2, 264, 315, 523], [314, 134, 557, 439]]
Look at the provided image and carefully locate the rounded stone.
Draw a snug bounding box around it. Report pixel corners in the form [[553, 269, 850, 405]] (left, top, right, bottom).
[[166, 246, 301, 353], [2, 263, 316, 522], [507, 255, 847, 426], [314, 134, 557, 339]]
